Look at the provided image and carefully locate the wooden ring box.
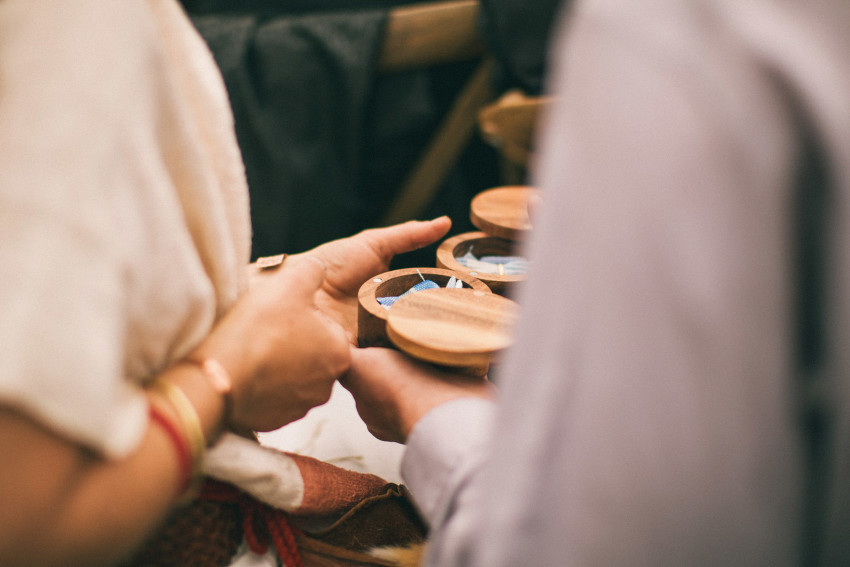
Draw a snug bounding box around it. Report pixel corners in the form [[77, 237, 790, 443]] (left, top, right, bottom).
[[357, 267, 516, 375], [436, 185, 538, 295]]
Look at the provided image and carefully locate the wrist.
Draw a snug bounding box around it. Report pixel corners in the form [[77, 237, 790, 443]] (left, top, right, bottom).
[[148, 379, 205, 502], [156, 357, 231, 445], [181, 357, 233, 437], [397, 377, 494, 440]]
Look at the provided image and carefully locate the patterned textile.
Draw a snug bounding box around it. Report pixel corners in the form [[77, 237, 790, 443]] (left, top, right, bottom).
[[124, 444, 426, 566]]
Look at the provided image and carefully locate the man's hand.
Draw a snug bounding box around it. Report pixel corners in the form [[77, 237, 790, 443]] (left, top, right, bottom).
[[340, 346, 494, 443], [252, 217, 452, 343], [194, 256, 350, 432]]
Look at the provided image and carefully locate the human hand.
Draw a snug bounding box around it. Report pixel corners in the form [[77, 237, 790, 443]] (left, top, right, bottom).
[[339, 346, 494, 443], [254, 217, 452, 343], [194, 256, 350, 432]]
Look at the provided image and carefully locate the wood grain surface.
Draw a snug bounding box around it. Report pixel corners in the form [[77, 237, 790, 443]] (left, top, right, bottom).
[[469, 186, 538, 241], [357, 267, 491, 349], [386, 288, 517, 367]]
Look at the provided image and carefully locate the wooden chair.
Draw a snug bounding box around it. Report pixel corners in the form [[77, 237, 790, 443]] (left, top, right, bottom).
[[376, 0, 496, 226], [376, 1, 555, 223], [477, 89, 554, 185]]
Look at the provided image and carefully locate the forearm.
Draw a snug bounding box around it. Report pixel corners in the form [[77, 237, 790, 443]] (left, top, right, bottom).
[[0, 362, 226, 567]]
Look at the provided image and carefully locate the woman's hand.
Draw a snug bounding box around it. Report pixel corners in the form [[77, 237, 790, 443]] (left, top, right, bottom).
[[340, 346, 494, 443], [252, 217, 452, 343], [194, 256, 350, 432]]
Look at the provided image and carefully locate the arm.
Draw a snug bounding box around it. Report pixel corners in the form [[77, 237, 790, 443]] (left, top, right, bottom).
[[339, 346, 497, 566], [0, 214, 452, 565], [0, 256, 349, 566], [0, 365, 220, 567]]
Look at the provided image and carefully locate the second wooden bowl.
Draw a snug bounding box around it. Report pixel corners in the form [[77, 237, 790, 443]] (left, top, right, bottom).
[[436, 231, 525, 296]]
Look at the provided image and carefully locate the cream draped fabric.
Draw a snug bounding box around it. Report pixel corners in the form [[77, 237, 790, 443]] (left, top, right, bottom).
[[403, 0, 850, 564], [0, 0, 251, 458]]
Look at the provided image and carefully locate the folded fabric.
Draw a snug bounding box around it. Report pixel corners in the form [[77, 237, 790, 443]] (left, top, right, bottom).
[[124, 433, 427, 566], [377, 279, 440, 310], [377, 274, 466, 310]]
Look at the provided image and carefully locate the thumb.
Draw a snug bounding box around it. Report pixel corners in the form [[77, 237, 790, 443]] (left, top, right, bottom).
[[280, 255, 327, 300], [369, 216, 452, 261]]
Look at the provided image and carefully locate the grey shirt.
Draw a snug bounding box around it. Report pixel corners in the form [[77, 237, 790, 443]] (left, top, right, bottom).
[[402, 0, 850, 564]]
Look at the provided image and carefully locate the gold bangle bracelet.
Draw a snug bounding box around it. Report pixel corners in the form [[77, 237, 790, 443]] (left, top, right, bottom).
[[182, 357, 234, 441], [152, 378, 205, 499]]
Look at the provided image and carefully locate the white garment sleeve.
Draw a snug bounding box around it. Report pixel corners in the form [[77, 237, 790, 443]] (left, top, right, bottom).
[[0, 2, 161, 458], [0, 1, 251, 458], [402, 3, 807, 566], [401, 398, 496, 565]]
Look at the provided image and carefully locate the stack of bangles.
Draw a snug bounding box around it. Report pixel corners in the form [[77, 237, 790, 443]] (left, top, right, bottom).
[[148, 358, 233, 503]]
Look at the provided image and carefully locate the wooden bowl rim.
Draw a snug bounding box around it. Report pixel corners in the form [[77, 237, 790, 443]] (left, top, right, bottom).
[[358, 267, 491, 322], [436, 232, 526, 284], [469, 185, 539, 240]]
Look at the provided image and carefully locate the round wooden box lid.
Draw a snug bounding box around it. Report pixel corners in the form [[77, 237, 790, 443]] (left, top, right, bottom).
[[386, 287, 518, 368], [470, 185, 539, 241], [357, 267, 491, 350]]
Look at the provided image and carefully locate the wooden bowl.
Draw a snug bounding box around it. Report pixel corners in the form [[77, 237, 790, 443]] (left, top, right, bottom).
[[357, 267, 490, 350], [469, 185, 538, 240], [436, 231, 524, 296]]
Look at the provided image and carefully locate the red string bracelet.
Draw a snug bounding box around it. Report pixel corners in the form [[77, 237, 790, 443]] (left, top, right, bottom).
[[149, 404, 193, 497]]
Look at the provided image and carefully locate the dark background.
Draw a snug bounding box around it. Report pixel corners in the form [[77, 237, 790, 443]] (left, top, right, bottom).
[[180, 0, 564, 268]]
